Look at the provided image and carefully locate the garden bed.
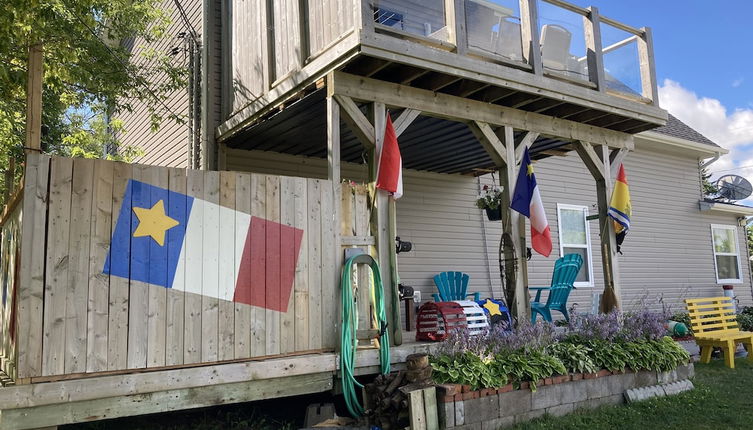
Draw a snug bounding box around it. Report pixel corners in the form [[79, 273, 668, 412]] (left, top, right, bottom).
[[428, 310, 694, 429], [435, 363, 694, 429]]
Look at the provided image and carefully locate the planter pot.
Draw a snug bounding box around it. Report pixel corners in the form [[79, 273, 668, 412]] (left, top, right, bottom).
[[485, 207, 502, 221]]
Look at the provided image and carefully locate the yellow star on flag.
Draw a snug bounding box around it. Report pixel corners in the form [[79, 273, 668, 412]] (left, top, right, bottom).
[[526, 162, 534, 176], [132, 200, 179, 246], [482, 299, 502, 316]]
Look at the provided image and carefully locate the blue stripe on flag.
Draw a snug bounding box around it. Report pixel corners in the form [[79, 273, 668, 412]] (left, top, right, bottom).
[[103, 180, 194, 288], [608, 207, 630, 229]]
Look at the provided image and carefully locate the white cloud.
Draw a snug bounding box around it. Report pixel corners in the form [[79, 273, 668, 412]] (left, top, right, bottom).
[[658, 79, 753, 185], [732, 78, 744, 88]]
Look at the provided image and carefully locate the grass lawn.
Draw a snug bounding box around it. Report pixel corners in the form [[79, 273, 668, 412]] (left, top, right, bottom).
[[510, 358, 753, 430]]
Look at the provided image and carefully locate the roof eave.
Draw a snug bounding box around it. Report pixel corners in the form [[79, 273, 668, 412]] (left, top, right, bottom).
[[637, 130, 728, 157], [699, 200, 753, 217]]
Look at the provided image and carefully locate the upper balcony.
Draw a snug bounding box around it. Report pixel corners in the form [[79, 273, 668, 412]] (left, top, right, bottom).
[[220, 0, 666, 141]]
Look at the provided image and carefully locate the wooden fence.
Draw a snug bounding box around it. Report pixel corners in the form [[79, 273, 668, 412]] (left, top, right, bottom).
[[11, 154, 373, 379], [0, 192, 22, 381]]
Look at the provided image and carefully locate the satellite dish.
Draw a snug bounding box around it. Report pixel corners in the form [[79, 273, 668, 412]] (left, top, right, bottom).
[[716, 175, 753, 201]]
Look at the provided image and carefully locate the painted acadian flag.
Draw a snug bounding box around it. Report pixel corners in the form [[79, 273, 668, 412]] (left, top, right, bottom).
[[103, 179, 303, 312], [608, 164, 631, 253]]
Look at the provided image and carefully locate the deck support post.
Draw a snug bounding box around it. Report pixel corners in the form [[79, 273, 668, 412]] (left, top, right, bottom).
[[326, 94, 342, 349], [575, 140, 629, 312], [469, 122, 531, 322], [369, 102, 398, 345]]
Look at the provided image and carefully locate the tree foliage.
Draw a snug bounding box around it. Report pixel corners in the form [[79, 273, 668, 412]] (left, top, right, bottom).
[[0, 0, 186, 201]]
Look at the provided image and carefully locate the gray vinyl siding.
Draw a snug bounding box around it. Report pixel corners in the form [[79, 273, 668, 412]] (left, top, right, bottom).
[[225, 144, 753, 316], [115, 0, 203, 168]]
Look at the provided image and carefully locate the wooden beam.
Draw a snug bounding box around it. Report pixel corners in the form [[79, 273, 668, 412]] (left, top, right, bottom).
[[597, 143, 622, 312], [583, 7, 606, 92], [519, 0, 542, 75], [610, 147, 629, 171], [515, 131, 540, 160], [494, 126, 529, 321], [575, 142, 623, 312], [334, 94, 375, 148], [327, 96, 341, 184], [412, 73, 462, 92], [0, 373, 334, 430], [368, 102, 397, 345], [450, 0, 467, 55], [25, 43, 43, 153], [392, 109, 421, 137], [574, 141, 604, 180], [468, 121, 507, 166], [328, 71, 635, 149], [637, 27, 659, 104]]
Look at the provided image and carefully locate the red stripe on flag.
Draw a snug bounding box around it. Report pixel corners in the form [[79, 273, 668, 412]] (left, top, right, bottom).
[[531, 225, 552, 258], [234, 217, 304, 312], [376, 114, 401, 195]]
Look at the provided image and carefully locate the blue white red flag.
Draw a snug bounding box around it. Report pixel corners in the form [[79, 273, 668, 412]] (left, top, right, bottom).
[[103, 179, 303, 312], [510, 148, 552, 257]]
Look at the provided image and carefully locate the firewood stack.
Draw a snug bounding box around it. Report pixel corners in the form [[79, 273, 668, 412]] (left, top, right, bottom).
[[364, 354, 433, 429]]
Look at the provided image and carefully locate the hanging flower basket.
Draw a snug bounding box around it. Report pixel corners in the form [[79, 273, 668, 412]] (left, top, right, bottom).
[[476, 185, 504, 221], [485, 207, 503, 221]]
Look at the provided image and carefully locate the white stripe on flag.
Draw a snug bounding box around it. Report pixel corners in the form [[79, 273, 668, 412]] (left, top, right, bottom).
[[175, 197, 251, 300]]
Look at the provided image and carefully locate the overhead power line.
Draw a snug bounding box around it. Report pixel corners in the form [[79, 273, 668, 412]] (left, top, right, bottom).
[[172, 0, 200, 43]]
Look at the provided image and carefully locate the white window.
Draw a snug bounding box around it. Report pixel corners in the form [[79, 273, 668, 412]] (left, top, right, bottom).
[[711, 224, 743, 283], [556, 204, 593, 287]]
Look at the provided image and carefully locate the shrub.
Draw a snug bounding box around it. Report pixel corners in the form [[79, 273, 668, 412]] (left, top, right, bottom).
[[582, 339, 630, 372], [546, 342, 598, 374], [486, 321, 558, 354], [737, 312, 753, 332], [430, 351, 505, 390], [429, 309, 689, 391], [491, 350, 566, 390]]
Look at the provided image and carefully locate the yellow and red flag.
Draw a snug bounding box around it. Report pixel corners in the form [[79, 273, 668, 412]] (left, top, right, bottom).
[[608, 164, 631, 252]]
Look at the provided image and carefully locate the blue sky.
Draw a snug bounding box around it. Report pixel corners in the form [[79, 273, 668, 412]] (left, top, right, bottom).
[[567, 1, 753, 187]]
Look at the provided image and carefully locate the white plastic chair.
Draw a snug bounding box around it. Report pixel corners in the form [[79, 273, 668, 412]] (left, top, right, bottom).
[[540, 24, 572, 72]]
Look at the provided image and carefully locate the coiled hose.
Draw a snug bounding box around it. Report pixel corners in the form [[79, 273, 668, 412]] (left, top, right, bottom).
[[340, 254, 391, 418]]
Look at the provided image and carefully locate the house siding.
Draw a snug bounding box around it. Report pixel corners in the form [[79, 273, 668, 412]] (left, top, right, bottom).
[[115, 0, 203, 168], [225, 142, 753, 316]]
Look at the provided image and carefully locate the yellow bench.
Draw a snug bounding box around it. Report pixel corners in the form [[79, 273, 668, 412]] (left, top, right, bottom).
[[685, 297, 753, 369]]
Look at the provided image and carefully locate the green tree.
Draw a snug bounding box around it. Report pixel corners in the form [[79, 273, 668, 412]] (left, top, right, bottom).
[[700, 166, 719, 196], [0, 0, 187, 201]]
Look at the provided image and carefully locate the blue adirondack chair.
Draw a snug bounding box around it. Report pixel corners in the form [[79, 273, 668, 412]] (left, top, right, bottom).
[[530, 253, 583, 323], [432, 271, 480, 302]]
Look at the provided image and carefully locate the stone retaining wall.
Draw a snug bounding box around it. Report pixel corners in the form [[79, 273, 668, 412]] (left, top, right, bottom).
[[436, 363, 695, 429]]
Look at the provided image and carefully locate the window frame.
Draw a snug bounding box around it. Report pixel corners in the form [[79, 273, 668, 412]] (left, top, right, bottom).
[[556, 203, 594, 287], [710, 224, 743, 284]]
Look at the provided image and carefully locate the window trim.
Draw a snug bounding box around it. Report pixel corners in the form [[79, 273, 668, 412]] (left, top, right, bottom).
[[556, 203, 594, 287], [710, 224, 743, 284]]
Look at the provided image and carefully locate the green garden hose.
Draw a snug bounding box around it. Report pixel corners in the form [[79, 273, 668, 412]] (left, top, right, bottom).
[[340, 254, 391, 418]]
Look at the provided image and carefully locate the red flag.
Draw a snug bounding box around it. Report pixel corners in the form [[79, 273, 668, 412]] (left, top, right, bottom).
[[376, 114, 403, 199]]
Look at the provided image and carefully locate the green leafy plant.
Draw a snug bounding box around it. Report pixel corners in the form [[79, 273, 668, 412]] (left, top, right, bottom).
[[737, 311, 753, 332], [475, 185, 504, 210], [492, 350, 566, 391], [583, 340, 630, 372], [546, 342, 598, 374], [430, 352, 506, 390]]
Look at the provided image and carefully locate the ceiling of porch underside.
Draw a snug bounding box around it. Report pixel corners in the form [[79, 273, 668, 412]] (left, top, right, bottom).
[[226, 89, 578, 175]]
